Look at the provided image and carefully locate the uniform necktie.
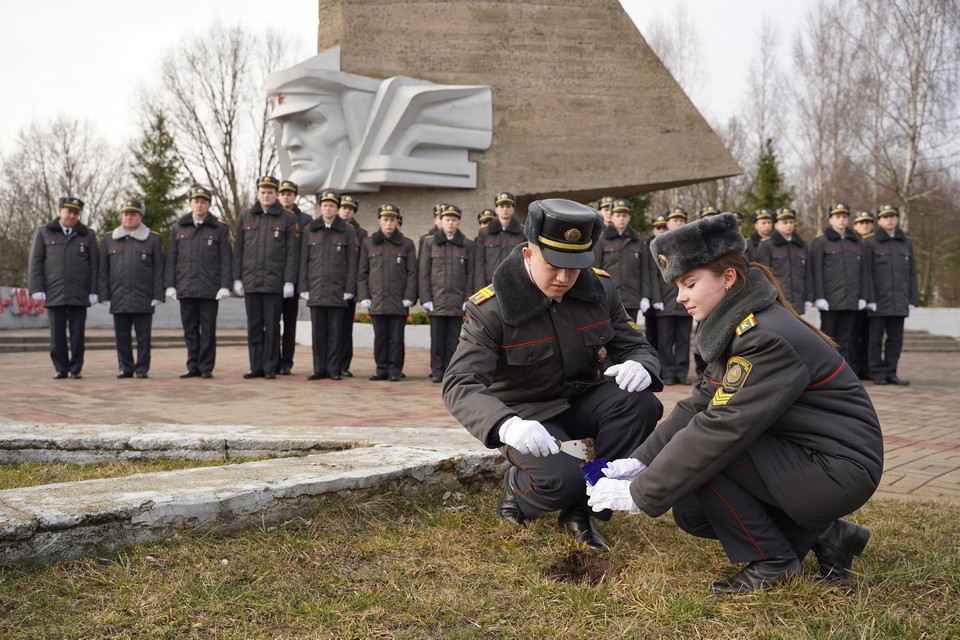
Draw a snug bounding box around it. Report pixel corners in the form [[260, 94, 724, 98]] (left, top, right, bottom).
[[64, 228, 71, 236]]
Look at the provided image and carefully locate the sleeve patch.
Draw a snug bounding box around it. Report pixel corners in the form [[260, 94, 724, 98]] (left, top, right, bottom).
[[735, 313, 758, 336], [722, 356, 752, 390], [711, 387, 735, 406], [469, 286, 496, 305]]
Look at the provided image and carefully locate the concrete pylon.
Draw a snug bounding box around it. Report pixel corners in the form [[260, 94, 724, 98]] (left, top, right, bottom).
[[316, 0, 741, 234]]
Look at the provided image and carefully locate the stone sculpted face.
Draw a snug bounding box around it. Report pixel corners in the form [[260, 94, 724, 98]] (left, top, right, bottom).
[[276, 100, 350, 192]]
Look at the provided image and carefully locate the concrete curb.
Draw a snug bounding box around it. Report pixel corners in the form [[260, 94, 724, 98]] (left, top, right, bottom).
[[0, 424, 502, 566]]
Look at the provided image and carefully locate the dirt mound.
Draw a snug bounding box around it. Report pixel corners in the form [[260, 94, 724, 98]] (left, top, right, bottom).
[[543, 549, 620, 585]]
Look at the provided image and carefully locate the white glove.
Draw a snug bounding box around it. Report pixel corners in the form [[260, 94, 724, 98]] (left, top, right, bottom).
[[498, 416, 559, 457], [165, 287, 177, 300], [815, 298, 829, 311], [652, 302, 664, 311], [586, 477, 641, 514], [343, 292, 354, 301], [866, 302, 877, 312], [422, 301, 434, 312], [908, 304, 916, 311], [804, 301, 813, 312], [858, 299, 866, 311], [32, 292, 46, 301], [88, 293, 99, 305], [283, 282, 295, 299], [151, 299, 162, 307], [233, 280, 245, 297], [359, 299, 372, 308], [215, 288, 230, 301], [300, 291, 310, 301], [601, 458, 647, 481], [604, 360, 652, 392], [402, 299, 413, 308], [462, 302, 467, 311], [639, 297, 650, 314]]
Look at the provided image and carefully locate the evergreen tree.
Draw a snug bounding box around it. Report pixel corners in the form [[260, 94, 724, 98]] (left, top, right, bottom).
[[741, 138, 795, 213], [105, 111, 186, 247]]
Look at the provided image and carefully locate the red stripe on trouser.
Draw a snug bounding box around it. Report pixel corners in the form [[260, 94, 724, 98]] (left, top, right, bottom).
[[506, 449, 536, 496], [706, 481, 765, 559]]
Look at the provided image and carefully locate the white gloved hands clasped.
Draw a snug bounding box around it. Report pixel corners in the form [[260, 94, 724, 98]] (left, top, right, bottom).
[[215, 288, 230, 301], [282, 282, 295, 299], [804, 301, 813, 313], [652, 302, 664, 311], [359, 299, 372, 309], [88, 293, 99, 305], [814, 298, 829, 311], [422, 301, 434, 312], [867, 302, 877, 312], [343, 293, 354, 301], [909, 304, 916, 312], [233, 280, 245, 297], [32, 292, 46, 302], [858, 299, 867, 311], [151, 299, 162, 307], [402, 299, 413, 308], [601, 458, 647, 481], [586, 477, 641, 514], [165, 287, 177, 301], [604, 360, 652, 392], [639, 297, 650, 314], [498, 416, 559, 457], [300, 291, 310, 301]]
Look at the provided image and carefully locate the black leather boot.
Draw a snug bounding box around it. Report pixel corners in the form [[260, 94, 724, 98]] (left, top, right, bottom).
[[496, 468, 529, 526], [557, 505, 610, 552], [712, 554, 802, 594], [811, 519, 870, 580]]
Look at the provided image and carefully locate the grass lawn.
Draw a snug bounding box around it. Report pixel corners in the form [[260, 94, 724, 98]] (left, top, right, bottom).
[[1, 487, 957, 639]]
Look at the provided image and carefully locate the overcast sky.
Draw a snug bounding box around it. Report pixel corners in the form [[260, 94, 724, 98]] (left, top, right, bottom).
[[0, 0, 814, 153]]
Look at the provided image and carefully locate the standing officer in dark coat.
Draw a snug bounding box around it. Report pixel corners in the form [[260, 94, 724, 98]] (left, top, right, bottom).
[[474, 191, 525, 290], [655, 207, 692, 385], [299, 190, 358, 380], [419, 204, 475, 383], [852, 210, 876, 378], [100, 200, 165, 378], [277, 180, 314, 375], [756, 207, 812, 315], [443, 199, 663, 552], [810, 202, 869, 370], [28, 197, 99, 379], [164, 187, 233, 379], [594, 198, 649, 321], [589, 213, 883, 594], [475, 208, 495, 239], [864, 204, 918, 385], [337, 194, 366, 377], [745, 208, 773, 262], [233, 175, 299, 379], [642, 213, 667, 352], [358, 204, 418, 381]]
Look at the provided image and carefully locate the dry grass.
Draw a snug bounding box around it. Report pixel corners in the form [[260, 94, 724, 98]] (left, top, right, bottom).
[[0, 457, 284, 490], [1, 488, 957, 639]]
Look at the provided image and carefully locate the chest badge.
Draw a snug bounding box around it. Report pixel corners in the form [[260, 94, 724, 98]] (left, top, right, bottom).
[[141, 252, 147, 262], [207, 238, 213, 246], [397, 255, 402, 264], [274, 229, 280, 238], [722, 356, 752, 390], [597, 346, 608, 363], [79, 244, 85, 253]]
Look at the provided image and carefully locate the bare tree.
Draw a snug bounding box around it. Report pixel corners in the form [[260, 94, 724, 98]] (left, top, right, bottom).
[[854, 0, 960, 229], [156, 24, 301, 228], [0, 117, 126, 285]]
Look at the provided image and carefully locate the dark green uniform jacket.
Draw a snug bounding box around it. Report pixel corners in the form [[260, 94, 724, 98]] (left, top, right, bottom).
[[594, 225, 649, 310], [233, 201, 299, 294], [443, 244, 663, 450], [629, 269, 883, 530], [419, 229, 475, 317], [29, 219, 98, 306], [810, 226, 869, 310], [473, 217, 524, 290], [864, 228, 918, 317], [357, 230, 417, 315], [299, 215, 358, 307], [165, 214, 233, 299], [100, 225, 165, 314], [756, 230, 812, 314]]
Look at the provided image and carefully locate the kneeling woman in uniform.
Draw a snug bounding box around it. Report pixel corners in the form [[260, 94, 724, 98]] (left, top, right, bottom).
[[588, 213, 883, 594]]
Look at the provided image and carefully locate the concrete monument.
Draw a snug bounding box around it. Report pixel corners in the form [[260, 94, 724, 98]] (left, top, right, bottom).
[[268, 47, 493, 193]]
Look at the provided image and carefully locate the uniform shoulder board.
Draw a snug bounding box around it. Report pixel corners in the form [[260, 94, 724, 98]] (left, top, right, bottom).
[[150, 230, 160, 236], [469, 286, 496, 305], [735, 313, 758, 336], [592, 268, 612, 278]]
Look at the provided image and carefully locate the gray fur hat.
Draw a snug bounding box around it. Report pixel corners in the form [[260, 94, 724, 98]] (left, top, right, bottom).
[[649, 212, 747, 282]]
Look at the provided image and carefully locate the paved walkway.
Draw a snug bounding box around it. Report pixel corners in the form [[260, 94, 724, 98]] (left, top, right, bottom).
[[0, 334, 957, 503]]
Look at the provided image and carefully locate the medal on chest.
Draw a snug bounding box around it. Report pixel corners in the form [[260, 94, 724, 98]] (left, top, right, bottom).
[[274, 229, 280, 238], [396, 255, 402, 264], [597, 346, 608, 364]]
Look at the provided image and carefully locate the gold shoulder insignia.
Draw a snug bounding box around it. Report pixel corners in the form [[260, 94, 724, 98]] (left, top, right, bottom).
[[469, 286, 496, 305], [592, 268, 611, 278], [735, 313, 757, 336]]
